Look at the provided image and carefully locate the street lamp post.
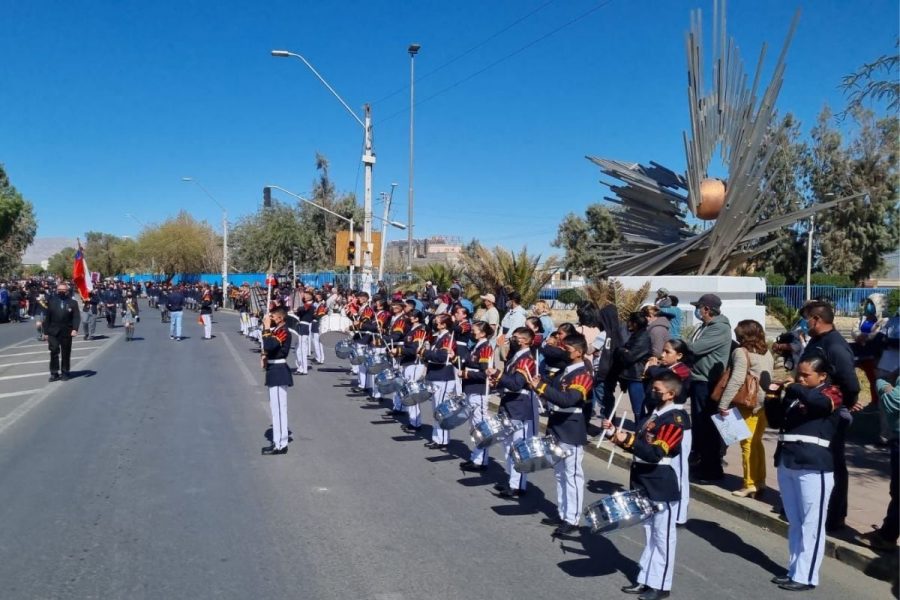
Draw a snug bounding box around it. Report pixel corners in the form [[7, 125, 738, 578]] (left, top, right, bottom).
[[407, 43, 420, 277], [271, 49, 376, 294], [181, 177, 228, 294], [265, 184, 357, 290], [378, 183, 399, 282]]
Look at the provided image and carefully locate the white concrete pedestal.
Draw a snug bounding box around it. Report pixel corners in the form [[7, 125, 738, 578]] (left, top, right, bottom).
[[612, 275, 767, 337]]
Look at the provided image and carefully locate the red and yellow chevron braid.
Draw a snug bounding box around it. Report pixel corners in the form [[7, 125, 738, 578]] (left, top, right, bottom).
[[314, 304, 327, 317], [652, 423, 683, 455], [391, 318, 408, 334], [478, 343, 493, 364], [411, 329, 427, 343], [515, 356, 536, 378], [564, 372, 594, 402]]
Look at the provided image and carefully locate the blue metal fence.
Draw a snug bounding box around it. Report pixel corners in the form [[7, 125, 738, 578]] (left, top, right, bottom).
[[119, 271, 407, 289], [760, 285, 896, 316]]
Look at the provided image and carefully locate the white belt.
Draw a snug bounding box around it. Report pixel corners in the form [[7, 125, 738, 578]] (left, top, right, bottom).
[[779, 434, 831, 448], [634, 456, 673, 466], [268, 359, 287, 364], [299, 321, 311, 325], [549, 405, 581, 414]]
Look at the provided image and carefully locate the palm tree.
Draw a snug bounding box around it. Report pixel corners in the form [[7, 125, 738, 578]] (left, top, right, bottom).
[[584, 279, 652, 320], [459, 243, 560, 307], [411, 263, 464, 292]]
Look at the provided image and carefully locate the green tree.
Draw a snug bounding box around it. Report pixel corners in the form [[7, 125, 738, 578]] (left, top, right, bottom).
[[137, 211, 221, 279], [839, 45, 899, 117], [411, 263, 464, 292], [552, 204, 619, 278], [46, 247, 77, 279], [459, 242, 559, 307], [808, 107, 899, 282], [230, 201, 305, 273], [0, 164, 38, 276]]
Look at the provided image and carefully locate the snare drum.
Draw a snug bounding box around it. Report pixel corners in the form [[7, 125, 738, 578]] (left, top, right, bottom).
[[400, 381, 435, 406], [583, 490, 663, 534], [334, 339, 355, 359], [470, 412, 523, 449], [511, 436, 572, 473], [364, 351, 391, 374], [375, 369, 405, 395], [320, 313, 351, 334], [433, 393, 472, 430]]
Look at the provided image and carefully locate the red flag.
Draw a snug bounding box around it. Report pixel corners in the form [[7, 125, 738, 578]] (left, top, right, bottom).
[[72, 245, 93, 301]]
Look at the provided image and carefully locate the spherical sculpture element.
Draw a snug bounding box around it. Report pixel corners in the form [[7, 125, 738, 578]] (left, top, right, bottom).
[[696, 178, 726, 220]]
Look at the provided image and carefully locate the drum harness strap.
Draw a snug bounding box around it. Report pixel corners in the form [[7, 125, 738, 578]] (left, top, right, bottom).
[[268, 359, 287, 364], [548, 404, 581, 414], [634, 456, 673, 466], [778, 433, 831, 447]]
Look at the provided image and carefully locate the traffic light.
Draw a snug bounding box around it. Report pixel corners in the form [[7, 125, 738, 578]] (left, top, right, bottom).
[[263, 186, 272, 208], [347, 240, 356, 263]]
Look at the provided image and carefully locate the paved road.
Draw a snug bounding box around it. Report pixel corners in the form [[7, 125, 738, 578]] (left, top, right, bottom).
[[0, 305, 892, 599]]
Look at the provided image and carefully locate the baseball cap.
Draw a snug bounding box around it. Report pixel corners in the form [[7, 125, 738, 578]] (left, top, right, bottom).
[[480, 293, 496, 303], [690, 293, 722, 310], [657, 287, 669, 296]]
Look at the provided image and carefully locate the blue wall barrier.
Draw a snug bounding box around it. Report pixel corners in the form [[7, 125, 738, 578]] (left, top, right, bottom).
[[118, 271, 406, 289], [760, 285, 896, 316]]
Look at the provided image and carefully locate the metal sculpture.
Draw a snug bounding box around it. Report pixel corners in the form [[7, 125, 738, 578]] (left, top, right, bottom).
[[587, 1, 853, 276]]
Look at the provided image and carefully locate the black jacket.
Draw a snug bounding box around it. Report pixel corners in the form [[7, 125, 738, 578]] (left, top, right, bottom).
[[43, 294, 81, 336], [263, 324, 293, 387], [165, 291, 184, 312], [461, 340, 493, 395], [615, 327, 651, 381], [765, 382, 841, 471], [536, 363, 593, 445], [596, 305, 625, 379], [624, 403, 686, 502], [800, 329, 860, 408], [497, 349, 537, 422]]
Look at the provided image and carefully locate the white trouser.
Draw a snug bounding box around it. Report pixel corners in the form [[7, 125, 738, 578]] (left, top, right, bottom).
[[249, 316, 260, 341], [531, 391, 542, 425], [778, 465, 834, 587], [357, 348, 368, 387], [369, 348, 386, 398], [311, 331, 324, 363], [502, 418, 534, 491], [201, 314, 212, 339], [673, 429, 692, 524], [553, 442, 585, 525], [295, 335, 309, 373], [430, 379, 459, 445], [638, 501, 677, 591], [467, 392, 491, 466], [268, 385, 289, 450], [402, 364, 425, 426], [240, 313, 249, 335]]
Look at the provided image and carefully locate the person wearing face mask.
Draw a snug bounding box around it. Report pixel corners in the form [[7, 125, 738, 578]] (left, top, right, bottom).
[[527, 333, 593, 537], [686, 293, 732, 482], [42, 283, 81, 382], [261, 307, 293, 455]]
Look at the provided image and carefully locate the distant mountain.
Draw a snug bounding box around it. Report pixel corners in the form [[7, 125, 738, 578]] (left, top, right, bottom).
[[22, 237, 75, 267]]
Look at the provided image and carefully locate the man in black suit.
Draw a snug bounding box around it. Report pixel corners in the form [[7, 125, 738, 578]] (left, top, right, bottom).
[[43, 282, 81, 382]]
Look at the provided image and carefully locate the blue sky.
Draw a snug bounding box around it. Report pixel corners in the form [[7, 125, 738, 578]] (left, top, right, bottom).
[[2, 0, 897, 261]]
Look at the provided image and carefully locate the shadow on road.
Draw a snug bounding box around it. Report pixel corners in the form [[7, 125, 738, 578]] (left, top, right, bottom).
[[66, 370, 97, 379], [685, 518, 783, 576], [556, 529, 639, 580]]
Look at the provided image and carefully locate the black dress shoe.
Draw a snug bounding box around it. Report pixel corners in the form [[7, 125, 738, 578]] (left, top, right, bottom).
[[275, 446, 288, 455], [637, 589, 670, 600], [621, 583, 649, 594], [460, 461, 487, 473], [401, 425, 420, 434], [498, 488, 525, 499], [60, 373, 70, 381], [48, 374, 60, 382], [424, 441, 439, 449], [778, 582, 814, 592], [261, 444, 277, 455], [771, 575, 792, 585], [493, 482, 507, 492], [540, 516, 563, 527], [552, 523, 579, 536]]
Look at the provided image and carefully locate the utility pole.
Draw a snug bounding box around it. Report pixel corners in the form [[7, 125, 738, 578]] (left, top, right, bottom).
[[377, 183, 398, 282], [362, 104, 375, 296], [407, 43, 420, 278]]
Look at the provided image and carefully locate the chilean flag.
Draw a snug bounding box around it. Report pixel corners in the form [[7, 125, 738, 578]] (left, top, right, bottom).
[[73, 246, 93, 300]]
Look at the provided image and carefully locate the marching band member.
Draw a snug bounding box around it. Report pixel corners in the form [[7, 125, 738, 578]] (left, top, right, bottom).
[[386, 299, 409, 416], [122, 292, 139, 342], [311, 292, 327, 365], [604, 371, 687, 600], [487, 326, 537, 498], [527, 333, 593, 536], [764, 357, 842, 592], [460, 321, 495, 472], [293, 291, 315, 375], [261, 306, 293, 455], [423, 313, 457, 450], [352, 293, 376, 392], [369, 299, 392, 399], [399, 310, 428, 433]]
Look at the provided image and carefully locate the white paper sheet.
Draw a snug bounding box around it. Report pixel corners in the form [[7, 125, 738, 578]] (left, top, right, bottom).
[[711, 408, 752, 446]]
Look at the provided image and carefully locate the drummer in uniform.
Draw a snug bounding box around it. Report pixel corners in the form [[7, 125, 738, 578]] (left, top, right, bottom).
[[369, 299, 392, 400], [293, 291, 315, 375], [604, 371, 686, 600], [423, 314, 459, 450], [526, 333, 593, 536], [351, 293, 375, 392], [385, 299, 410, 416], [261, 306, 293, 455], [487, 326, 537, 498], [311, 291, 327, 365], [459, 321, 496, 472], [398, 310, 428, 433]]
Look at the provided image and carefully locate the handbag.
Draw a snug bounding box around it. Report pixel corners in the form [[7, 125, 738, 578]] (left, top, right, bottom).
[[710, 348, 760, 409]]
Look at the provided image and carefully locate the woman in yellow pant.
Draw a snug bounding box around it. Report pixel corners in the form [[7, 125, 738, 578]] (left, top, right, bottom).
[[717, 320, 774, 497]]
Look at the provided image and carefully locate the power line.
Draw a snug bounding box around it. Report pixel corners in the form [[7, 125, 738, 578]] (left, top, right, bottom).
[[371, 0, 558, 107], [377, 0, 615, 125]]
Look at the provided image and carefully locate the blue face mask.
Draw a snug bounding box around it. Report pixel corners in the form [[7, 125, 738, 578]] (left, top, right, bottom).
[[694, 307, 702, 320], [798, 318, 809, 335]]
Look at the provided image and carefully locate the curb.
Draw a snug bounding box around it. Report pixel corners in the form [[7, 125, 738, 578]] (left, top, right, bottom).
[[487, 398, 898, 583]]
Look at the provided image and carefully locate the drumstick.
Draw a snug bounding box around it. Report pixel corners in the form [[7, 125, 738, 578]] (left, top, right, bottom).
[[595, 391, 623, 449], [607, 410, 627, 469]]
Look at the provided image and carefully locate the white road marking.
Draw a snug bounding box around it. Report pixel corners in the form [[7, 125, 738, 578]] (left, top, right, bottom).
[[0, 389, 41, 399], [0, 372, 52, 382], [0, 347, 99, 358], [0, 358, 83, 368]]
